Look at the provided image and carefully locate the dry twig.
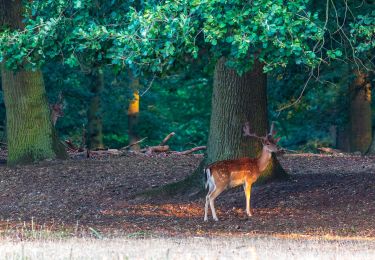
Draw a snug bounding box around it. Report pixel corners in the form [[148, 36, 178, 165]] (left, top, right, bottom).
[[172, 146, 206, 155]]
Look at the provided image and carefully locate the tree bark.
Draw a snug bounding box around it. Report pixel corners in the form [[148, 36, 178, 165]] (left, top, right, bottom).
[[337, 127, 350, 152], [87, 68, 104, 149], [207, 57, 287, 182], [367, 130, 375, 154], [1, 0, 67, 165], [349, 70, 372, 154], [142, 58, 287, 199]]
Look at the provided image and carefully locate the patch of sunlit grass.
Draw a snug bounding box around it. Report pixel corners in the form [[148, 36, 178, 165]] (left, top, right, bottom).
[[0, 236, 374, 260], [273, 233, 375, 241], [101, 202, 203, 218], [0, 218, 92, 241]]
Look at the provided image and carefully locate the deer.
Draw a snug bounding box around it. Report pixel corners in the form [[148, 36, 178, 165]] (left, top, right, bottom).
[[50, 92, 64, 126], [204, 122, 281, 221]]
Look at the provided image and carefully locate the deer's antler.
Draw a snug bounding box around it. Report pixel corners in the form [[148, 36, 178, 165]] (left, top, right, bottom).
[[244, 121, 280, 144], [243, 122, 267, 141]]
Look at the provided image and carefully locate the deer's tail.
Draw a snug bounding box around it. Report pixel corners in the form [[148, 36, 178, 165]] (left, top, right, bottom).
[[204, 167, 211, 189]]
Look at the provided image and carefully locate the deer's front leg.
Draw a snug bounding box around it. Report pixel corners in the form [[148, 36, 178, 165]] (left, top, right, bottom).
[[244, 182, 253, 217], [204, 194, 210, 222]]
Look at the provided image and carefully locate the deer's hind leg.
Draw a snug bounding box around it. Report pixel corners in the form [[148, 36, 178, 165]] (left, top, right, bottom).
[[204, 169, 215, 221], [207, 185, 226, 221]]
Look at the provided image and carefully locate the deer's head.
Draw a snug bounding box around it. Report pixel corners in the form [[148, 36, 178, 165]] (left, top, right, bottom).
[[243, 122, 281, 153]]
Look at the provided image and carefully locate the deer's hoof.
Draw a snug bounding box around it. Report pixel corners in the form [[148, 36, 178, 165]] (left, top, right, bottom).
[[213, 217, 219, 221], [204, 217, 208, 222]]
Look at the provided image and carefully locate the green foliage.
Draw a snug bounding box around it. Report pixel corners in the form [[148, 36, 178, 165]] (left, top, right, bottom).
[[139, 73, 211, 150], [41, 63, 211, 150], [350, 11, 375, 54], [0, 0, 374, 152], [1, 0, 373, 74], [268, 62, 351, 151]]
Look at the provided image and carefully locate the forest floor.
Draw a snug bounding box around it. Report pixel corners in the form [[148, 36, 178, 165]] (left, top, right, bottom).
[[0, 151, 374, 240]]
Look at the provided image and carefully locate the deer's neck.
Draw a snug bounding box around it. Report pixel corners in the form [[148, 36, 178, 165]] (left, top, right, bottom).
[[257, 147, 272, 172]]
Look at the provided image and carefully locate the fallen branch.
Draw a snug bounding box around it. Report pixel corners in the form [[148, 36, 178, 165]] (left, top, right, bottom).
[[279, 148, 300, 154], [172, 146, 206, 155], [91, 149, 121, 155], [64, 139, 82, 152], [141, 145, 170, 154], [317, 147, 343, 154], [159, 132, 175, 146], [70, 149, 122, 158], [121, 137, 147, 150]]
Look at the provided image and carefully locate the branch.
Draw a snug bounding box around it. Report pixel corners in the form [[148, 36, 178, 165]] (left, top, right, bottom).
[[142, 145, 170, 154], [276, 69, 314, 113], [172, 146, 206, 155], [317, 147, 343, 154], [159, 132, 175, 146], [121, 137, 147, 150], [64, 139, 81, 152]]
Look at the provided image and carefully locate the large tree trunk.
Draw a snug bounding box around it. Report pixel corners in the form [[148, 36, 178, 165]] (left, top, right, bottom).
[[1, 0, 67, 165], [207, 58, 287, 181], [87, 68, 104, 149], [349, 70, 372, 154], [144, 58, 287, 198]]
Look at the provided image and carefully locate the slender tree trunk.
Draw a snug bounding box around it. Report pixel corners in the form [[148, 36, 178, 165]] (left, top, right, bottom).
[[349, 70, 372, 154], [1, 0, 67, 165], [337, 127, 350, 152], [207, 57, 287, 181], [368, 130, 375, 154], [127, 90, 140, 151], [87, 68, 104, 149]]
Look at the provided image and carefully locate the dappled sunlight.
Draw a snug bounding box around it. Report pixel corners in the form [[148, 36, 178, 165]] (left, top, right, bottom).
[[100, 202, 204, 219], [0, 154, 373, 238]]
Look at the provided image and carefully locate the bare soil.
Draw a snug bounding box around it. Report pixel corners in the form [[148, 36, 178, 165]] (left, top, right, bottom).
[[0, 151, 374, 238]]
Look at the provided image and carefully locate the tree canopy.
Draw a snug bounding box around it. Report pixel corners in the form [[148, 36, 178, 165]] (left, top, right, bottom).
[[1, 0, 373, 74], [0, 0, 374, 158]]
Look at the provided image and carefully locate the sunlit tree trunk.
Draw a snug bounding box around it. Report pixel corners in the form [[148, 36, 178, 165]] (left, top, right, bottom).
[[0, 0, 67, 165], [87, 68, 104, 149], [207, 58, 287, 181], [127, 89, 140, 151], [349, 70, 372, 154]]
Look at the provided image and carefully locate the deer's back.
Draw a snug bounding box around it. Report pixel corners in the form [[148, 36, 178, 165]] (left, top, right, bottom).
[[207, 157, 259, 187]]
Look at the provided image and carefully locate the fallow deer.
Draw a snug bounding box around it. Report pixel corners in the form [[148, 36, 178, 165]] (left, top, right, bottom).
[[204, 122, 281, 221], [50, 92, 64, 126]]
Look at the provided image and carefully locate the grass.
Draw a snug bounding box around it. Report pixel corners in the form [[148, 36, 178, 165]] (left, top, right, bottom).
[[0, 236, 374, 260], [0, 219, 374, 259]]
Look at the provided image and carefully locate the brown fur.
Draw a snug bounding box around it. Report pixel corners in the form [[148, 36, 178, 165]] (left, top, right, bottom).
[[204, 123, 280, 221], [204, 144, 277, 221], [206, 157, 261, 188]]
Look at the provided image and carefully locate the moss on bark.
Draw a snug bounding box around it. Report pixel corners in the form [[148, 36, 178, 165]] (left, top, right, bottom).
[[1, 68, 67, 165], [1, 0, 67, 165]]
